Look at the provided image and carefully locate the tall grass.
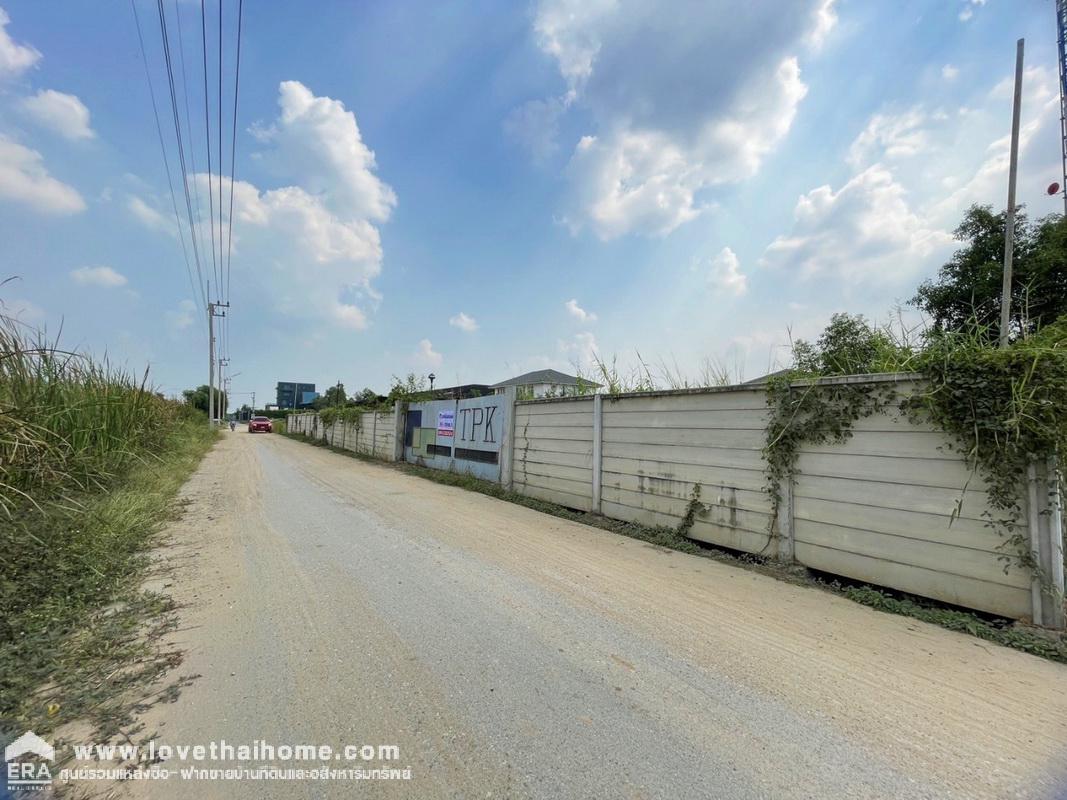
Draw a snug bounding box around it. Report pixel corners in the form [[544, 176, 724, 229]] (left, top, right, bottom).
[[0, 314, 187, 513], [0, 310, 214, 735]]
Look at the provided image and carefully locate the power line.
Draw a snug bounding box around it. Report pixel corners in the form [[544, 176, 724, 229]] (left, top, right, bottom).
[[154, 0, 209, 312], [173, 0, 210, 280], [225, 0, 244, 304], [201, 0, 218, 302], [130, 0, 206, 316], [218, 0, 225, 303]]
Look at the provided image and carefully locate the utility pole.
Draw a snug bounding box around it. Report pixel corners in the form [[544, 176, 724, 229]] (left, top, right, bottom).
[[219, 357, 230, 418], [1000, 38, 1025, 349], [251, 391, 255, 419], [207, 288, 230, 427]]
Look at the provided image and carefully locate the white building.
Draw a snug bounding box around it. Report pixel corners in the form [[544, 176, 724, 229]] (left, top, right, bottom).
[[490, 369, 601, 399]]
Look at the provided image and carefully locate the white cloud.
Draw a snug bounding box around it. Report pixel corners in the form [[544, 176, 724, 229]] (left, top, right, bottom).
[[0, 296, 44, 322], [533, 0, 616, 89], [503, 94, 570, 162], [0, 7, 40, 80], [762, 165, 954, 282], [193, 172, 383, 329], [128, 196, 172, 234], [942, 64, 959, 81], [525, 0, 827, 238], [166, 299, 197, 331], [415, 338, 443, 367], [708, 247, 747, 296], [254, 80, 396, 221], [836, 64, 1061, 234], [958, 0, 984, 22], [20, 89, 95, 140], [932, 66, 1060, 220], [565, 298, 597, 322], [0, 135, 85, 214], [70, 266, 127, 288], [848, 107, 928, 169], [807, 0, 838, 49], [449, 311, 478, 332], [558, 330, 600, 370], [177, 82, 397, 330]]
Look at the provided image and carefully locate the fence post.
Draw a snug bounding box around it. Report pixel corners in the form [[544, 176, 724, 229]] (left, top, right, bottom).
[[392, 401, 405, 462], [499, 387, 517, 489], [592, 393, 603, 514], [1045, 456, 1065, 630], [777, 471, 795, 562], [372, 411, 378, 458], [1028, 460, 1046, 627]]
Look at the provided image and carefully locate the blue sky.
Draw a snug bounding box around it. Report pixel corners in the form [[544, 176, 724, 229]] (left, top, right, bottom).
[[0, 0, 1062, 407]]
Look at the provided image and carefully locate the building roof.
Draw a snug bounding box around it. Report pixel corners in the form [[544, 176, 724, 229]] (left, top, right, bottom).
[[490, 369, 602, 389], [430, 383, 491, 399], [742, 368, 792, 385]]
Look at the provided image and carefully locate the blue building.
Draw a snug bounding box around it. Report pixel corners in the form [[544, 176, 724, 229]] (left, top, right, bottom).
[[276, 381, 318, 409]]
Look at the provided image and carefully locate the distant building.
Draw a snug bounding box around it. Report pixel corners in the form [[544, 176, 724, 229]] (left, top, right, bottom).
[[276, 381, 318, 409], [430, 383, 491, 400], [490, 369, 601, 398], [742, 369, 792, 386]]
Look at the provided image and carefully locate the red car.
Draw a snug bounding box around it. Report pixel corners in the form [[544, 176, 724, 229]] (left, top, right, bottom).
[[248, 416, 273, 433]]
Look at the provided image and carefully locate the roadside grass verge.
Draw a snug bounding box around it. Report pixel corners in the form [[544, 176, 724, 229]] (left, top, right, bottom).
[[284, 431, 1067, 665], [0, 312, 216, 740]]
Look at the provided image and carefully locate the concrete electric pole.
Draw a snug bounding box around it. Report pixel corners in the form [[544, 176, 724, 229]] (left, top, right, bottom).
[[208, 294, 230, 427], [1000, 38, 1024, 349]]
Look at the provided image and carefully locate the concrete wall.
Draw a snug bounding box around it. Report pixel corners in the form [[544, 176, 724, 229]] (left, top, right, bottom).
[[509, 377, 1065, 625], [600, 390, 774, 555], [791, 403, 1032, 619], [512, 395, 596, 511], [287, 378, 1064, 626], [403, 393, 511, 482], [288, 411, 397, 461]]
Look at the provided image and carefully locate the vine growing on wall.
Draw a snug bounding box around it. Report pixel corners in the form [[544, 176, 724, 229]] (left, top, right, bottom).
[[762, 375, 897, 546], [904, 320, 1067, 571], [318, 406, 367, 428], [766, 314, 1067, 580]]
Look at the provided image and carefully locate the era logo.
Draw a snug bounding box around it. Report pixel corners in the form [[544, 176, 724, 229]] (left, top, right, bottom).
[[5, 731, 54, 789], [8, 761, 52, 781]]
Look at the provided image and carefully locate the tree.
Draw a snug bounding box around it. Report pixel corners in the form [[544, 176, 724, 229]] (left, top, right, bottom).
[[316, 383, 347, 409], [181, 385, 228, 415], [912, 205, 1067, 342], [352, 387, 381, 406], [791, 313, 910, 376], [387, 373, 428, 403]]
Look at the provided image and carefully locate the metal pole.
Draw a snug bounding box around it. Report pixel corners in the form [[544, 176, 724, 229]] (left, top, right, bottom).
[[1056, 1, 1067, 215], [1000, 38, 1025, 349], [208, 297, 215, 428], [218, 358, 228, 418]]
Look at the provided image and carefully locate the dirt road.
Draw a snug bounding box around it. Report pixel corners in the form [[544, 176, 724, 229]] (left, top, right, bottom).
[[112, 430, 1067, 799]]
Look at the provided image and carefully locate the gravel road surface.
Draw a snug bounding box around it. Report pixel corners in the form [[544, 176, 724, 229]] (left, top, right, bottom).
[[114, 430, 1067, 799]]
